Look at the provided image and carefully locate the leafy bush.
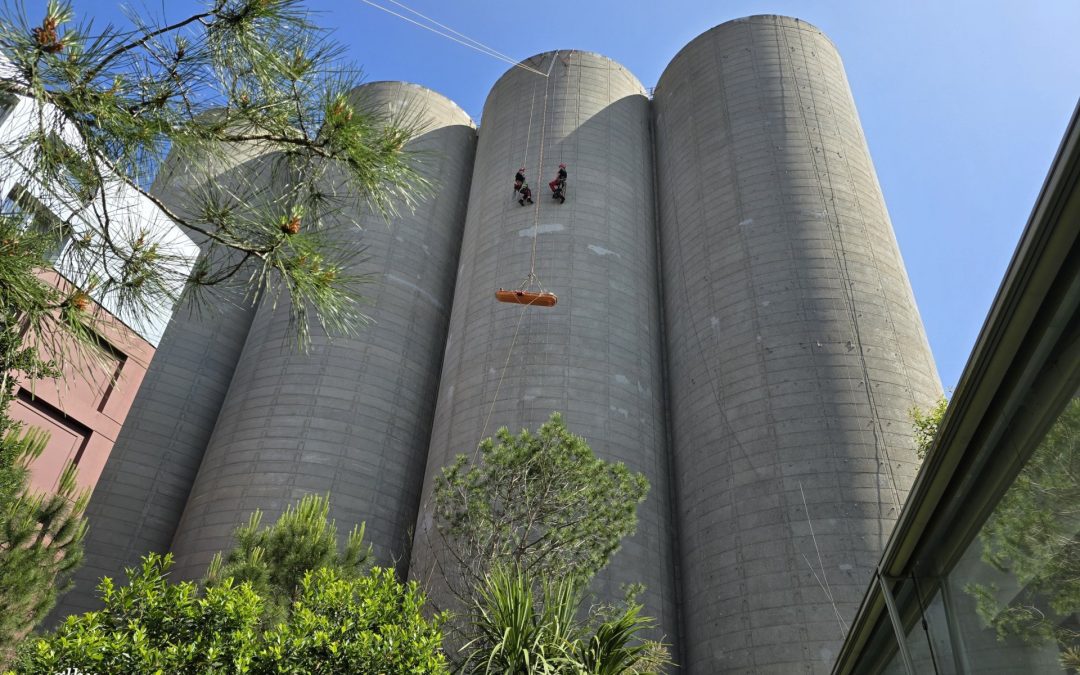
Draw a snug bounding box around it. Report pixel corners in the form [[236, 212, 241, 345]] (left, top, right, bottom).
[[11, 553, 261, 674], [256, 567, 448, 674], [11, 554, 448, 674]]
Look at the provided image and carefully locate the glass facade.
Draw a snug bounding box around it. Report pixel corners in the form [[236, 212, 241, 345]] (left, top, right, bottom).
[[834, 102, 1080, 675], [876, 393, 1079, 674]]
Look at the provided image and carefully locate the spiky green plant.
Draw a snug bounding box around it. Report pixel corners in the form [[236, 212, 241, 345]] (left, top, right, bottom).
[[461, 565, 670, 675]]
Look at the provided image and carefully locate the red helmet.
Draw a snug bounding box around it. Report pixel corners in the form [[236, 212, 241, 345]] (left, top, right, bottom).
[[559, 163, 566, 168]]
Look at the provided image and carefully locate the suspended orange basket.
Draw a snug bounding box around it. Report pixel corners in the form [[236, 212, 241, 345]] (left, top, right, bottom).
[[495, 288, 558, 307]]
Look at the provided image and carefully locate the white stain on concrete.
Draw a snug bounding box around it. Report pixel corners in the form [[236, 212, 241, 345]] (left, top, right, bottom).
[[385, 273, 443, 309], [711, 317, 720, 329], [588, 244, 620, 258], [609, 405, 629, 419], [614, 374, 630, 385], [518, 223, 565, 237], [739, 218, 754, 226]]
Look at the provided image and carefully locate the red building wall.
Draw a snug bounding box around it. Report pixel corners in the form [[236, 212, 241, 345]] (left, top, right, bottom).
[[8, 270, 155, 495]]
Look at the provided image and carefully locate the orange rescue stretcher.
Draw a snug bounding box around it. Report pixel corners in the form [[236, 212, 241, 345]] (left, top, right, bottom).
[[495, 288, 558, 307]]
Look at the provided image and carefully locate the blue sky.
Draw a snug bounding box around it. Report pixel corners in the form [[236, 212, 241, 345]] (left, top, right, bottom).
[[78, 0, 1080, 390]]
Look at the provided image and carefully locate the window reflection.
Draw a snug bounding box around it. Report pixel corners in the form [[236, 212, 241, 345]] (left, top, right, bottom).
[[948, 394, 1080, 673], [876, 394, 1079, 674]]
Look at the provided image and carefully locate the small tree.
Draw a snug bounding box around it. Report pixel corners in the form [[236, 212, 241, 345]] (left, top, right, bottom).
[[205, 493, 370, 624], [431, 412, 649, 606], [0, 426, 87, 668]]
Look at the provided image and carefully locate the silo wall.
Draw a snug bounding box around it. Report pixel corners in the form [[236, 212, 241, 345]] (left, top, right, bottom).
[[52, 146, 273, 619], [410, 51, 678, 642], [652, 16, 941, 673], [168, 83, 476, 580]]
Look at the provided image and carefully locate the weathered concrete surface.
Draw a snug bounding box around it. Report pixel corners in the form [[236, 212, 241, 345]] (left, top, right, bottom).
[[410, 51, 679, 645], [168, 83, 476, 580], [50, 147, 273, 620], [652, 16, 942, 673]]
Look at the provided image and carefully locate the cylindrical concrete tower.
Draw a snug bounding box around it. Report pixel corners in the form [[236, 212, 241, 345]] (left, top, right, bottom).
[[52, 146, 273, 619], [410, 52, 678, 642], [653, 16, 941, 673], [168, 83, 476, 580]]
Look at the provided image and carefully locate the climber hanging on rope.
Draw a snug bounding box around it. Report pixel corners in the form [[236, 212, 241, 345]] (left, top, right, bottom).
[[513, 167, 526, 195], [549, 163, 567, 203], [518, 181, 533, 206]]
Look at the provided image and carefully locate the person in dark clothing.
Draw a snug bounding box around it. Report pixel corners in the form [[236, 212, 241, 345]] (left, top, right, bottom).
[[518, 181, 533, 205], [514, 168, 525, 194], [549, 163, 567, 203]]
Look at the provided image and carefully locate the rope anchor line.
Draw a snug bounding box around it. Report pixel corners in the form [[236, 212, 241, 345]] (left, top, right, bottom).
[[357, 0, 549, 77]]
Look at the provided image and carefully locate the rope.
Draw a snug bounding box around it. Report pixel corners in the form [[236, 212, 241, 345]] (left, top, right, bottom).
[[382, 0, 520, 65], [777, 26, 904, 513], [475, 52, 558, 450], [528, 51, 558, 282], [357, 0, 548, 77], [521, 78, 537, 184], [474, 301, 529, 458], [800, 482, 848, 635]]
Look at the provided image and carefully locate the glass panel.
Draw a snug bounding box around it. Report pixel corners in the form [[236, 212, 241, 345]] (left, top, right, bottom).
[[906, 584, 959, 675], [3, 185, 72, 262], [940, 394, 1080, 674]]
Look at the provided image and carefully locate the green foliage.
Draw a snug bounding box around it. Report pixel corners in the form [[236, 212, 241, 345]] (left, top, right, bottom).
[[910, 396, 948, 461], [0, 0, 431, 361], [204, 493, 371, 625], [461, 565, 669, 675], [462, 565, 577, 673], [12, 555, 449, 674], [0, 426, 87, 668], [11, 553, 263, 674], [0, 208, 65, 444], [965, 397, 1080, 657], [255, 567, 449, 674], [432, 412, 649, 605]]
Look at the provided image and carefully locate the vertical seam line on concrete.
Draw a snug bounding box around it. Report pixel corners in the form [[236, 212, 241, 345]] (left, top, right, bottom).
[[648, 91, 688, 669]]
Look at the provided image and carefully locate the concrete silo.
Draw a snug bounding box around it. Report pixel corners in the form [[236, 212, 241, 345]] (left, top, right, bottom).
[[410, 51, 679, 642], [652, 16, 941, 673], [168, 83, 476, 580], [53, 145, 275, 618]]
